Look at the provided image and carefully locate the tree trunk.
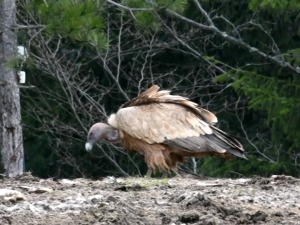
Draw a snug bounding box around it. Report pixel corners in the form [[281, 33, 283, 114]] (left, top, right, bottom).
[[0, 0, 24, 177]]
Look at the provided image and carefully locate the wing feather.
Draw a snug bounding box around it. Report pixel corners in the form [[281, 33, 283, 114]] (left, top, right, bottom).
[[114, 103, 212, 144], [164, 136, 226, 154], [121, 85, 218, 125]]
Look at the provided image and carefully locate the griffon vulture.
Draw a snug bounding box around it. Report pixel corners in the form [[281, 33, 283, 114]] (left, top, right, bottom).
[[85, 85, 246, 176]]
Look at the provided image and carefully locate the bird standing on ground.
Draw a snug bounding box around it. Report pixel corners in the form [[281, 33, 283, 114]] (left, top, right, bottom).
[[85, 85, 246, 176]]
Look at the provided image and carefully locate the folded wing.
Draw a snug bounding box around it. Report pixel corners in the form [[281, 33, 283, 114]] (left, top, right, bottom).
[[113, 98, 245, 158]]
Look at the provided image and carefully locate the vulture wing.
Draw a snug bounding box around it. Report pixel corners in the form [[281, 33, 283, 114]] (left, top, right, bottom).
[[109, 85, 245, 159], [120, 85, 218, 125]]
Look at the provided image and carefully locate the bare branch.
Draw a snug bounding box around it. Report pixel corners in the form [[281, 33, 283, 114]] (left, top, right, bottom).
[[106, 0, 153, 11], [166, 9, 300, 74]]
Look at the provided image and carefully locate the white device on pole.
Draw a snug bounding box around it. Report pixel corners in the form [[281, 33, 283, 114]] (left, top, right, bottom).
[[18, 71, 26, 84], [17, 46, 28, 60], [17, 46, 28, 84]]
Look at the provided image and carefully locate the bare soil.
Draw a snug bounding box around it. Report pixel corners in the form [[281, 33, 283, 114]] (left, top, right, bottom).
[[0, 173, 299, 225]]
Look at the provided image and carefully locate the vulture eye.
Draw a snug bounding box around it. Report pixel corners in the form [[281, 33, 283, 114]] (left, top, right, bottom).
[[89, 131, 94, 138]]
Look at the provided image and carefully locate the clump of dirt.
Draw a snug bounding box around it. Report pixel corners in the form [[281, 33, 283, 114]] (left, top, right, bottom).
[[0, 173, 299, 225]]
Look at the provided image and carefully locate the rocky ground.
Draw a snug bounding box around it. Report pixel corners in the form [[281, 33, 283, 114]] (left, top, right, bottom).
[[0, 173, 299, 225]]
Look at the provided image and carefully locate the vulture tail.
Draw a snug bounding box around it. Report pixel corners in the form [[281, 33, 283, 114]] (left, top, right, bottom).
[[164, 126, 247, 160], [207, 126, 247, 159]]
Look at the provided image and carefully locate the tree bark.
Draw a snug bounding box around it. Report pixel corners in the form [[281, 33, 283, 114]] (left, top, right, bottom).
[[0, 0, 24, 177]]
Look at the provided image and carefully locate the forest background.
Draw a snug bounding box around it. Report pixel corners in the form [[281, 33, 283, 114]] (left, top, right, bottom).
[[1, 0, 300, 178]]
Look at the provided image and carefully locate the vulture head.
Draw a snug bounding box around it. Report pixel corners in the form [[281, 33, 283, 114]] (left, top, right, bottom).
[[85, 123, 120, 151]]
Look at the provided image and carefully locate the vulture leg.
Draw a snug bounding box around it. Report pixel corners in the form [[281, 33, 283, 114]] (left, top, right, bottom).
[[160, 168, 181, 178], [145, 168, 153, 178], [144, 148, 170, 177], [171, 168, 182, 177], [162, 172, 168, 178], [146, 169, 174, 178]]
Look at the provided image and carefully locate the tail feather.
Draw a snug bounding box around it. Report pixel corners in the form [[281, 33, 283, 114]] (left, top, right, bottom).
[[207, 126, 247, 159], [164, 126, 247, 160]]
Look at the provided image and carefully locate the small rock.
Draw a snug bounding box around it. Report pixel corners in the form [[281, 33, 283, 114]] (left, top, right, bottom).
[[197, 215, 217, 225], [0, 189, 26, 202], [196, 181, 222, 187], [250, 210, 267, 222], [155, 199, 168, 205], [19, 185, 53, 193], [173, 195, 186, 203], [102, 176, 116, 184], [258, 179, 270, 185], [114, 184, 144, 192], [260, 185, 274, 191], [161, 216, 172, 224], [179, 211, 200, 223], [272, 211, 283, 217], [106, 196, 118, 202], [59, 179, 79, 186], [237, 215, 250, 224], [115, 178, 125, 184], [88, 195, 104, 204], [183, 193, 211, 208]]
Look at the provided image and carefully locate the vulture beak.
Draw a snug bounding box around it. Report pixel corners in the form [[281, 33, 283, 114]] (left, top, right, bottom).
[[85, 142, 93, 151], [85, 122, 120, 152]]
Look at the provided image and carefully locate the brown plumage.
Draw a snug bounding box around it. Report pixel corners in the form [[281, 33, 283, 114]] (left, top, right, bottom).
[[85, 85, 246, 176]]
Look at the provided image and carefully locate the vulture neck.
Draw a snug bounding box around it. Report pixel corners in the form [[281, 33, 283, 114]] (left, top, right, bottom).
[[105, 126, 122, 143], [107, 115, 123, 141], [108, 113, 118, 128]]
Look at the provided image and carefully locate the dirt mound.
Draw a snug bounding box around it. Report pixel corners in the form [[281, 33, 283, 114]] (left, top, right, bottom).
[[0, 174, 299, 225]]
